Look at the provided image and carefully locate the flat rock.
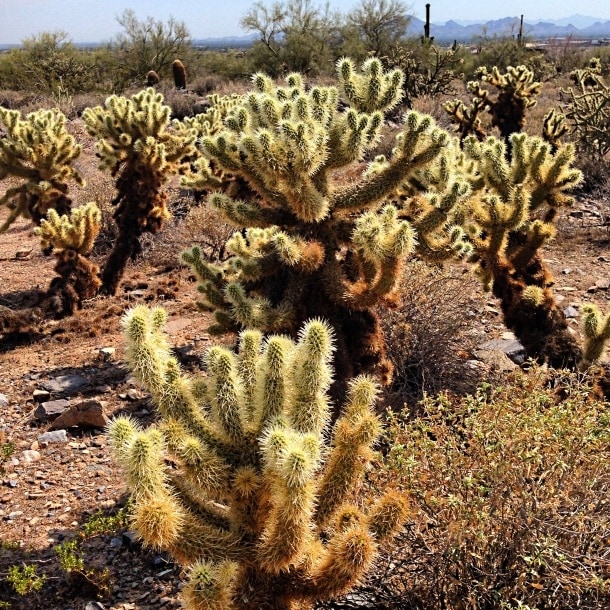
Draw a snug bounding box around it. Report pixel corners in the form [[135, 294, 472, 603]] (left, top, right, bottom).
[[41, 374, 89, 395], [50, 400, 108, 430], [34, 399, 70, 422], [0, 393, 8, 408], [563, 306, 579, 319], [477, 338, 525, 364], [165, 317, 192, 335], [20, 450, 41, 464], [38, 430, 68, 444]]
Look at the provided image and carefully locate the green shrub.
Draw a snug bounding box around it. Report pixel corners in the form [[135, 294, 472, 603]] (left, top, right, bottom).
[[364, 367, 610, 609]]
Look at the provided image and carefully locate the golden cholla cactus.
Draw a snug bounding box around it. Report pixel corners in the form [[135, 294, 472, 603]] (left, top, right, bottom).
[[180, 59, 465, 395], [0, 106, 83, 232], [34, 202, 102, 315], [580, 304, 610, 368], [83, 87, 197, 294], [445, 65, 541, 151], [460, 133, 583, 366], [109, 305, 408, 610]]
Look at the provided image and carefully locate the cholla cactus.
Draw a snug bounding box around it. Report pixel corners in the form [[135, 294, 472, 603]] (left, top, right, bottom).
[[83, 87, 197, 294], [563, 60, 610, 159], [580, 304, 610, 368], [446, 65, 541, 151], [109, 305, 408, 610], [459, 133, 583, 366], [0, 106, 83, 232], [181, 58, 471, 392], [34, 201, 102, 315]]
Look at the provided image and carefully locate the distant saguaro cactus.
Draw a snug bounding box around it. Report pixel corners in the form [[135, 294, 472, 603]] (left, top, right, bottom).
[[172, 59, 187, 89], [109, 305, 409, 610], [146, 70, 160, 86]]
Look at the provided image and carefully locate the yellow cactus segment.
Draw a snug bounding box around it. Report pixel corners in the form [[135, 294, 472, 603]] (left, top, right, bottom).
[[182, 560, 238, 610]]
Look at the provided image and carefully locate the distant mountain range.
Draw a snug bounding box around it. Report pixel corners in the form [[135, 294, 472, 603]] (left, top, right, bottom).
[[405, 14, 610, 42], [195, 14, 610, 49]]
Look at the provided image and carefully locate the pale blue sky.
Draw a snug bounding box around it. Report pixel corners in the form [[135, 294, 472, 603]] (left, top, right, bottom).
[[2, 0, 610, 44]]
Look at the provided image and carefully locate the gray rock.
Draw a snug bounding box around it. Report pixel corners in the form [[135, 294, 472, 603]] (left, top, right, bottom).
[[85, 602, 106, 610], [563, 306, 580, 319], [41, 375, 89, 395], [34, 399, 70, 422], [474, 349, 519, 373], [0, 393, 8, 408], [50, 400, 108, 430], [477, 337, 526, 364], [38, 430, 68, 444]]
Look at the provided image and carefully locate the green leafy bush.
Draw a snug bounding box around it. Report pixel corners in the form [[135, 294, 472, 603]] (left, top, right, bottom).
[[363, 367, 610, 609]]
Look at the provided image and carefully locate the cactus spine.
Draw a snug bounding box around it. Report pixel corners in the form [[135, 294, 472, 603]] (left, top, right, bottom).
[[0, 106, 83, 232], [109, 305, 408, 610], [83, 88, 196, 294]]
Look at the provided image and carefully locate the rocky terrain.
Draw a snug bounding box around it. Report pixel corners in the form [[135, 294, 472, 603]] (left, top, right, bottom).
[[0, 188, 609, 609]]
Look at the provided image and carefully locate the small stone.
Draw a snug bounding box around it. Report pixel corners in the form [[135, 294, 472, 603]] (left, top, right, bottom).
[[122, 530, 139, 549], [38, 429, 68, 444], [109, 537, 123, 548], [126, 389, 140, 401], [0, 393, 8, 407], [34, 399, 70, 422], [7, 511, 23, 520], [563, 306, 579, 319], [561, 267, 572, 275], [595, 279, 610, 291], [32, 389, 51, 403], [15, 247, 32, 259], [95, 385, 112, 394], [587, 285, 598, 293], [20, 450, 41, 464], [85, 602, 106, 610], [98, 347, 116, 362], [50, 400, 108, 430]]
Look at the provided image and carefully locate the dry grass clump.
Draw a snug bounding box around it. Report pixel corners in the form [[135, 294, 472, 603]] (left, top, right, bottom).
[[348, 367, 610, 610], [139, 195, 234, 268], [379, 261, 481, 406]]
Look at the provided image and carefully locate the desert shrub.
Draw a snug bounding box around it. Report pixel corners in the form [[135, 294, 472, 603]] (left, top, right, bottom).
[[355, 367, 610, 610], [139, 193, 235, 268], [379, 261, 481, 405]]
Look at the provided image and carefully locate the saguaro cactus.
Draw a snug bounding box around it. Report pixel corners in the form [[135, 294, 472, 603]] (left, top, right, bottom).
[[83, 88, 196, 294], [0, 106, 83, 232], [109, 305, 408, 610], [173, 59, 187, 89], [181, 58, 471, 394]]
